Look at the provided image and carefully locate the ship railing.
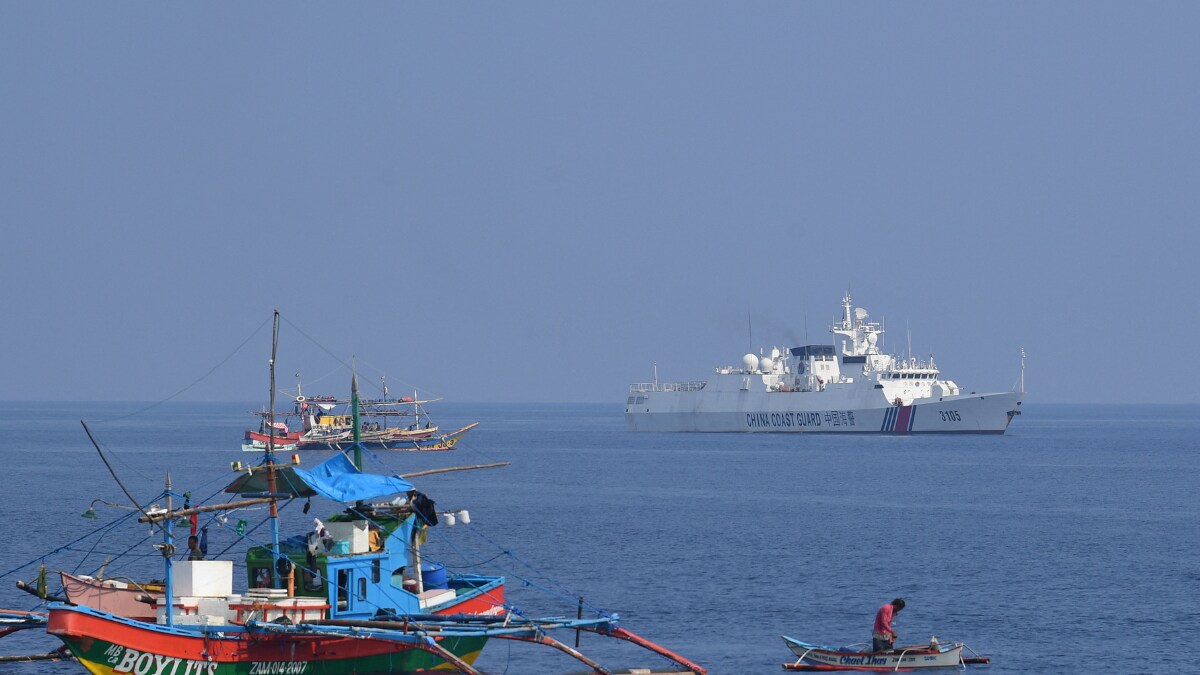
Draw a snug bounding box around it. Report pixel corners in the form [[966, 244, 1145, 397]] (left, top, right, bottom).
[[628, 381, 707, 393]]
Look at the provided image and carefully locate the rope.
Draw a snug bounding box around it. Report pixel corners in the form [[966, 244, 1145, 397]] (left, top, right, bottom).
[[80, 421, 168, 538], [88, 315, 271, 424], [278, 314, 448, 404], [0, 505, 149, 581], [448, 521, 611, 617], [68, 510, 144, 574], [212, 499, 295, 559], [278, 316, 357, 382]]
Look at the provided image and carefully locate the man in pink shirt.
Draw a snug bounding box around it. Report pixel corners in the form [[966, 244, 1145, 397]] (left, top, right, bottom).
[[872, 597, 906, 652]]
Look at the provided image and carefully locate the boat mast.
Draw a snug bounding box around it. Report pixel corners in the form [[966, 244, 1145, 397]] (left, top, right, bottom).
[[266, 310, 284, 589], [163, 472, 175, 627], [351, 361, 363, 471]]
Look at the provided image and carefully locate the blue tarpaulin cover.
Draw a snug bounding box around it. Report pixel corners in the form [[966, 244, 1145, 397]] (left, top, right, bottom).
[[225, 450, 414, 502]]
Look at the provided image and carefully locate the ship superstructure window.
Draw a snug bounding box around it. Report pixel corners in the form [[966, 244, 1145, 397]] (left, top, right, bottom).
[[790, 345, 836, 360]]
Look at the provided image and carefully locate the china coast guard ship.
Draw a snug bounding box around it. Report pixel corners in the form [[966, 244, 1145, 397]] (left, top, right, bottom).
[[626, 294, 1024, 434]]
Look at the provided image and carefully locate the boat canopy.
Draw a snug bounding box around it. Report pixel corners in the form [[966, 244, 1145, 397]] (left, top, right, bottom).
[[224, 451, 414, 503]]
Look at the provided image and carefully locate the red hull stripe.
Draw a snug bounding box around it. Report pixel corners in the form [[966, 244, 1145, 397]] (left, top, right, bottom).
[[880, 405, 914, 433]]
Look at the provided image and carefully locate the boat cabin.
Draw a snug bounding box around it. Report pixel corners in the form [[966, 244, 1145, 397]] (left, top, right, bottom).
[[242, 506, 486, 620]]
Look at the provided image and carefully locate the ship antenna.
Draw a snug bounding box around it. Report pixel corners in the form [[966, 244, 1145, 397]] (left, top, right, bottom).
[[653, 360, 658, 388], [1019, 347, 1026, 393], [748, 312, 753, 353], [906, 321, 912, 363]]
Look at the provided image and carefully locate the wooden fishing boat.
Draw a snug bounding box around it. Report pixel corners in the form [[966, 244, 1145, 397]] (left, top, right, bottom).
[[13, 566, 163, 623], [21, 312, 707, 675], [782, 636, 989, 671], [58, 573, 161, 622], [240, 438, 299, 453]]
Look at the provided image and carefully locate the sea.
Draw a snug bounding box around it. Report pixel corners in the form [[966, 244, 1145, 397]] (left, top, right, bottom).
[[0, 402, 1196, 674]]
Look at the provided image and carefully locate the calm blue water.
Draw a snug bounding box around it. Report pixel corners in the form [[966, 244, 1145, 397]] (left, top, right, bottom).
[[1, 403, 1196, 674]]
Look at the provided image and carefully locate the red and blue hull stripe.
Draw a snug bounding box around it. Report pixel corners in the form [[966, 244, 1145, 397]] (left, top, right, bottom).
[[880, 405, 915, 433]]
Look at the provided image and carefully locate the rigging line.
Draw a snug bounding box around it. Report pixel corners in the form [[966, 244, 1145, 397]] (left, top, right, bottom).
[[279, 315, 442, 403], [211, 499, 294, 559], [81, 421, 168, 538], [305, 363, 349, 389], [354, 358, 441, 402], [0, 508, 145, 581], [62, 548, 161, 558], [416, 515, 604, 617], [91, 315, 272, 424], [69, 510, 144, 575], [437, 551, 512, 568], [456, 524, 590, 606], [279, 315, 354, 375]]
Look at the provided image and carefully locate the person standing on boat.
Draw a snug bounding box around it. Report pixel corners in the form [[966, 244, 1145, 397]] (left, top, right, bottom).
[[872, 597, 905, 652], [186, 527, 208, 561]]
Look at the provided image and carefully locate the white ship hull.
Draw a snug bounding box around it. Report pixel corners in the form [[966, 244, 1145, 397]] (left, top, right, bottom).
[[626, 388, 1022, 434], [626, 293, 1025, 434]]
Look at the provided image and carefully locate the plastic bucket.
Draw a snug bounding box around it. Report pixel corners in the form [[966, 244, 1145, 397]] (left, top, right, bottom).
[[420, 562, 447, 590]]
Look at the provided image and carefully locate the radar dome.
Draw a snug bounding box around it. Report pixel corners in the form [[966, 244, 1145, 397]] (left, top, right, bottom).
[[743, 354, 759, 371], [760, 357, 775, 372]]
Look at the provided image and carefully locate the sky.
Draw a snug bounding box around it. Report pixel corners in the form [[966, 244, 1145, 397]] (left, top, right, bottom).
[[1, 2, 1197, 405]]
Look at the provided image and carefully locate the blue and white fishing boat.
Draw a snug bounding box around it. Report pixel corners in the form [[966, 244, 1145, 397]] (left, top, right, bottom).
[[1, 311, 708, 675]]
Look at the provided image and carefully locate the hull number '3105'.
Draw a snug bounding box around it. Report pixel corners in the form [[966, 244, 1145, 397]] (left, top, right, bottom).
[[939, 410, 962, 422]]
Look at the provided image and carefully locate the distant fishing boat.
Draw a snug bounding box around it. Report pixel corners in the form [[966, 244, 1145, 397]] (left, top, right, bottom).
[[239, 438, 299, 453], [244, 379, 479, 451]]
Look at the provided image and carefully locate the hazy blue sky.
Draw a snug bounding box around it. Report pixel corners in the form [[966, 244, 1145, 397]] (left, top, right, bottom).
[[2, 3, 1197, 405]]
